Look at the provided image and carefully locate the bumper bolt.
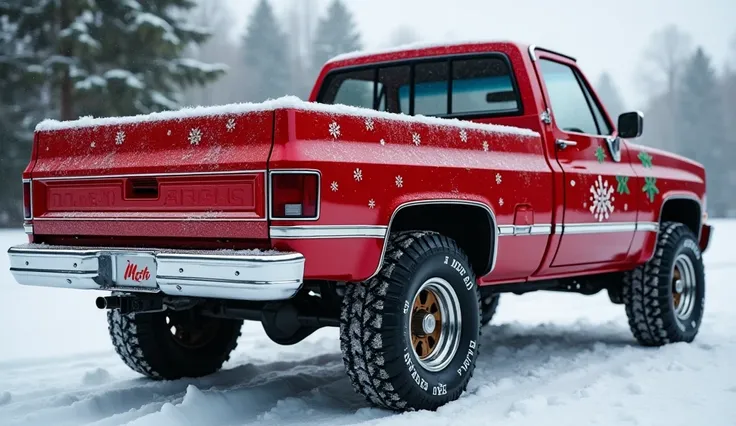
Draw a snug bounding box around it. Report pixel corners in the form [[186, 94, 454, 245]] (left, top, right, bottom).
[[179, 268, 184, 273]]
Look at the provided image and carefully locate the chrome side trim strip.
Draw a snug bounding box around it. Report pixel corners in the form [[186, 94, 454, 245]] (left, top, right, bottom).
[[553, 221, 661, 234], [7, 244, 305, 302], [563, 222, 637, 234], [34, 169, 268, 181], [497, 224, 552, 236], [270, 225, 387, 239]]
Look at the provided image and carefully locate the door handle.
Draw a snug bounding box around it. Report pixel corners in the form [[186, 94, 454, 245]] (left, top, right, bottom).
[[555, 139, 578, 149]]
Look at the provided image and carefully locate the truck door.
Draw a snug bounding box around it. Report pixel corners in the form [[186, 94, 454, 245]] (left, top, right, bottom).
[[531, 52, 637, 266]]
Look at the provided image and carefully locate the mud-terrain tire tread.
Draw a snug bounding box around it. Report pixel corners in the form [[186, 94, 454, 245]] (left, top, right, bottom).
[[107, 309, 242, 380], [622, 221, 705, 346], [480, 292, 500, 325], [340, 231, 482, 411]]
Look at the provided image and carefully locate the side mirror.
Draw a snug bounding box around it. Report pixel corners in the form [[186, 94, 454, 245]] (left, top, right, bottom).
[[617, 111, 644, 139]]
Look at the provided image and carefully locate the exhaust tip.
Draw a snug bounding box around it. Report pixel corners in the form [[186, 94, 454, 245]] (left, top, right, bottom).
[[95, 297, 107, 309]]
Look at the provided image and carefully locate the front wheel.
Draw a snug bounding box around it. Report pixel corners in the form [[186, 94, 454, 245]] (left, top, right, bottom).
[[339, 231, 482, 411], [622, 221, 706, 346]]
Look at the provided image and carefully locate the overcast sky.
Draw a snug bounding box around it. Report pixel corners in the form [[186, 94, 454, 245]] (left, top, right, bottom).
[[224, 0, 735, 109]]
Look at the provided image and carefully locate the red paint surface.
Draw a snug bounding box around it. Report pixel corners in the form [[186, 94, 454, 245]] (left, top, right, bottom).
[[23, 41, 707, 286]]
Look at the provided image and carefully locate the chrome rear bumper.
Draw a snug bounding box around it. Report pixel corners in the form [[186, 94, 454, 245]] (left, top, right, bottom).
[[7, 244, 305, 301]]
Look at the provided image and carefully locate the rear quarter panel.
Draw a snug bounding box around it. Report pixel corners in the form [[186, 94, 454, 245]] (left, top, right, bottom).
[[269, 108, 552, 282]]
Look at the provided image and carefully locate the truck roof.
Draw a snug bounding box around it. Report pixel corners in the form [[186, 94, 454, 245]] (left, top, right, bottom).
[[324, 40, 576, 69]]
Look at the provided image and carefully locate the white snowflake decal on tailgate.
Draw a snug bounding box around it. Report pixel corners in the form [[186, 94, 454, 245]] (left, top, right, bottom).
[[115, 131, 126, 145], [368, 199, 376, 209], [495, 173, 502, 185], [412, 132, 421, 146], [329, 121, 341, 139], [188, 127, 202, 145], [482, 141, 489, 152], [460, 129, 468, 143], [589, 175, 615, 222], [499, 198, 504, 206], [90, 141, 96, 148], [364, 117, 374, 131], [226, 118, 236, 132], [395, 175, 403, 188], [353, 168, 363, 181], [330, 181, 339, 192]]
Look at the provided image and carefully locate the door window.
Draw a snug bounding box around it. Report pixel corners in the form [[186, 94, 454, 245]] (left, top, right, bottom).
[[538, 59, 599, 135]]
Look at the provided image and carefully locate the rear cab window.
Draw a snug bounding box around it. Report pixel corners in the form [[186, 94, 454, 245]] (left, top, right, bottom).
[[317, 53, 523, 119]]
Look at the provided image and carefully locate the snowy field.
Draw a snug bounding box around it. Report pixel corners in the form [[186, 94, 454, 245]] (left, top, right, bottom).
[[1, 221, 735, 426]]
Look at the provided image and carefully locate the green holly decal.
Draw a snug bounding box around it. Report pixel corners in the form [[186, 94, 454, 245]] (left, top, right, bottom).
[[616, 175, 630, 194], [642, 176, 659, 202], [595, 146, 606, 163], [638, 151, 653, 168]]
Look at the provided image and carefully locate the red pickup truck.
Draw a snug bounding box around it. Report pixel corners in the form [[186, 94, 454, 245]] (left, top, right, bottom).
[[8, 41, 712, 411]]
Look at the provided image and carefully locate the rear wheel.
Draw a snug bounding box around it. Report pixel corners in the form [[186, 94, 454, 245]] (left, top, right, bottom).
[[622, 221, 705, 346], [339, 231, 481, 411], [107, 307, 243, 379]]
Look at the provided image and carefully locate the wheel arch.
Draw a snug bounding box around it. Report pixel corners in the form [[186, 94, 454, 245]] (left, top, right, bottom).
[[370, 199, 498, 279], [658, 193, 703, 241]]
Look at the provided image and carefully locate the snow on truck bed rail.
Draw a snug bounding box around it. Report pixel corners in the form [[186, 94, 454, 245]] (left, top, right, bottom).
[[34, 95, 538, 138]]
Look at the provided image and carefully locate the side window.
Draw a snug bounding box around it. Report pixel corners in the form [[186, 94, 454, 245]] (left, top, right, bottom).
[[413, 61, 449, 116], [538, 59, 599, 135], [379, 65, 410, 114], [320, 69, 375, 109], [451, 58, 519, 115], [580, 82, 613, 135]]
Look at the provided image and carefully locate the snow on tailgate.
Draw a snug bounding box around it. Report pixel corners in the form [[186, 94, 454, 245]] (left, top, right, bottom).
[[34, 95, 539, 138]]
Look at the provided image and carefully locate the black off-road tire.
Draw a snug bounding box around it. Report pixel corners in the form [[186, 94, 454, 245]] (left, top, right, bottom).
[[339, 231, 482, 411], [480, 290, 500, 325], [622, 221, 706, 346], [107, 308, 243, 379]]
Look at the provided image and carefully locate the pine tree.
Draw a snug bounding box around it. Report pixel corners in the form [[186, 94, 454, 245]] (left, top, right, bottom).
[[311, 0, 362, 75], [595, 72, 626, 121], [675, 47, 728, 216], [240, 0, 291, 102], [0, 0, 226, 120]]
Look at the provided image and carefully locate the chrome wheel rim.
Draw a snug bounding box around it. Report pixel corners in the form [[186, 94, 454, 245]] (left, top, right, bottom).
[[409, 277, 462, 372], [672, 253, 697, 321]]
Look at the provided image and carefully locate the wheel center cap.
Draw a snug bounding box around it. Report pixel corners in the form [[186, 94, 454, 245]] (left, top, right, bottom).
[[422, 314, 436, 334], [674, 279, 684, 294]]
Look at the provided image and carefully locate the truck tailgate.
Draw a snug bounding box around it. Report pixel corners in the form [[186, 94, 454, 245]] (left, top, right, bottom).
[[28, 110, 275, 246]]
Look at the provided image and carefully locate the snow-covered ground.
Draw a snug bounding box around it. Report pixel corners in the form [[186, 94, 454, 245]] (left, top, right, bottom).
[[1, 221, 735, 426]]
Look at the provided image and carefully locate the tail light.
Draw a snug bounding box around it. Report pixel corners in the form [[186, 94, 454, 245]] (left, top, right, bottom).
[[270, 172, 319, 219], [23, 179, 32, 219]]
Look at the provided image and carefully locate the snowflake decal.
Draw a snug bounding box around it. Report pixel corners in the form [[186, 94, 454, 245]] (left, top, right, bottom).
[[364, 118, 374, 131], [624, 203, 629, 211], [395, 175, 403, 188], [167, 130, 171, 136], [499, 198, 504, 206], [115, 131, 126, 145], [495, 173, 502, 185], [329, 121, 341, 139], [188, 127, 202, 145], [459, 129, 468, 143], [90, 141, 96, 148], [330, 181, 339, 192], [412, 132, 421, 146], [380, 139, 386, 146], [642, 177, 659, 202], [482, 141, 489, 152], [595, 146, 606, 163], [589, 175, 615, 222], [570, 179, 576, 187], [353, 168, 363, 182], [368, 199, 376, 209], [226, 118, 236, 132]]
